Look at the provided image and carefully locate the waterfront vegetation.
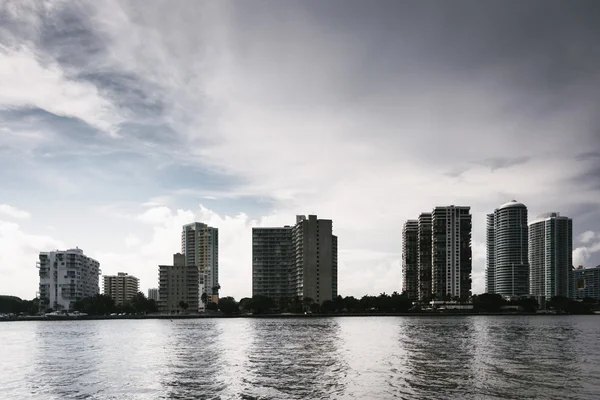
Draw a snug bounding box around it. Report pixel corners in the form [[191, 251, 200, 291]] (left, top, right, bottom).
[[1, 293, 598, 317]]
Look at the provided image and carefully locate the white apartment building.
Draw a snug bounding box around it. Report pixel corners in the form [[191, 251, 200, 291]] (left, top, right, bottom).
[[529, 212, 572, 302], [38, 248, 100, 311], [182, 222, 219, 304], [486, 200, 529, 297]]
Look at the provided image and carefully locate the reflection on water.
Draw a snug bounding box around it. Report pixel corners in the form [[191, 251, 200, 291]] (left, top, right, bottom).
[[0, 316, 599, 399]]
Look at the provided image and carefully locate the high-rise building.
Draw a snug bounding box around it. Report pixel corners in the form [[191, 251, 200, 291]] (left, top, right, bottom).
[[571, 265, 600, 300], [485, 213, 495, 293], [182, 222, 219, 304], [291, 215, 338, 304], [486, 200, 529, 297], [417, 213, 433, 302], [252, 215, 338, 304], [103, 273, 139, 305], [37, 248, 100, 311], [158, 253, 199, 314], [529, 212, 573, 301], [431, 206, 472, 300], [252, 226, 294, 300], [402, 220, 419, 301], [148, 288, 159, 301]]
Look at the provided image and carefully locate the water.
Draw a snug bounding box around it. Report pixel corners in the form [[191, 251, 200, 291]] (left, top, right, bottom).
[[1, 316, 599, 399]]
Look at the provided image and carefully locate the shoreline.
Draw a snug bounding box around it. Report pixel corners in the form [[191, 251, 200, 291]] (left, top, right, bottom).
[[2, 312, 597, 322]]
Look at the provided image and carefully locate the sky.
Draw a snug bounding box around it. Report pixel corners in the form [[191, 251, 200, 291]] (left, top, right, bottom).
[[1, 0, 599, 301]]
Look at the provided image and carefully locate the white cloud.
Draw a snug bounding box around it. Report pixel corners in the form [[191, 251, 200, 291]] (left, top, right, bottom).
[[0, 45, 121, 135], [94, 204, 258, 300], [0, 204, 31, 219], [0, 219, 64, 299], [124, 234, 141, 248], [578, 231, 596, 244], [573, 232, 600, 267]]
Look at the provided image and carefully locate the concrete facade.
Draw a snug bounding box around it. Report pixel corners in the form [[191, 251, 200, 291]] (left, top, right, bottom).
[[182, 222, 219, 304], [571, 266, 600, 300], [38, 248, 100, 311], [417, 213, 433, 301], [402, 220, 419, 301], [147, 288, 159, 301], [252, 215, 338, 304], [291, 215, 338, 304], [252, 226, 294, 300], [431, 206, 472, 300], [529, 212, 573, 302], [103, 272, 139, 305], [158, 253, 199, 314]]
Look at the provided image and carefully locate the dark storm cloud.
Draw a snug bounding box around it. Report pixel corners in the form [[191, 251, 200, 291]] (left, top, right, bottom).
[[234, 0, 600, 90], [576, 151, 600, 161]]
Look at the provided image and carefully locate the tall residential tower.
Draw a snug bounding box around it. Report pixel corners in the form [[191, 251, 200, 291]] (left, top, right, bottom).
[[252, 215, 338, 304], [529, 212, 572, 302], [252, 226, 294, 300], [402, 220, 419, 301], [431, 206, 472, 300], [417, 213, 433, 301], [182, 222, 219, 303], [403, 207, 472, 302], [486, 200, 529, 297]]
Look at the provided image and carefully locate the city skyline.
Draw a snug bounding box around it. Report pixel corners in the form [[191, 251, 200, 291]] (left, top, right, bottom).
[[2, 1, 600, 301]]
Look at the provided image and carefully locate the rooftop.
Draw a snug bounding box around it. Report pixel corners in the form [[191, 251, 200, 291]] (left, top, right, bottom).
[[498, 200, 527, 210]]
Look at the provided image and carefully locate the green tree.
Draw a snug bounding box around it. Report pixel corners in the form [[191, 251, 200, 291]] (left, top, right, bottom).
[[343, 296, 360, 312], [390, 291, 412, 312], [178, 300, 189, 313], [238, 297, 252, 312], [218, 297, 239, 314], [74, 294, 116, 315], [322, 300, 335, 313], [248, 295, 276, 314], [517, 297, 539, 313], [289, 296, 303, 313], [548, 296, 570, 313], [201, 292, 208, 306], [472, 293, 504, 313], [206, 301, 218, 311], [359, 295, 376, 311]]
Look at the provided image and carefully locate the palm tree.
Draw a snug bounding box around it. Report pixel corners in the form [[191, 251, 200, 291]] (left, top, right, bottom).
[[178, 300, 189, 314]]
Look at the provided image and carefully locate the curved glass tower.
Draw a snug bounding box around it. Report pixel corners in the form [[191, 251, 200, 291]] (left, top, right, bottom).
[[486, 200, 529, 297]]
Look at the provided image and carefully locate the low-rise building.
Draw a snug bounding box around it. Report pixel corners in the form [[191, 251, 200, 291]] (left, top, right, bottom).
[[103, 272, 139, 305], [159, 253, 199, 314], [148, 288, 159, 301], [571, 266, 600, 300]]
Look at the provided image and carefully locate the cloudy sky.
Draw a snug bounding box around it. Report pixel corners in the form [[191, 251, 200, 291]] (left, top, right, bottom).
[[1, 0, 599, 300]]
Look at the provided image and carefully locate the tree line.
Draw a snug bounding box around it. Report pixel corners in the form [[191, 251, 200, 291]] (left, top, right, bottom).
[[472, 293, 598, 314], [0, 296, 40, 315], [73, 292, 158, 315], [3, 292, 597, 316], [213, 292, 414, 315]]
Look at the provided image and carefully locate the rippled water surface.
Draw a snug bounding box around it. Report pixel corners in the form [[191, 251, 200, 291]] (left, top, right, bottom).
[[1, 316, 599, 399]]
